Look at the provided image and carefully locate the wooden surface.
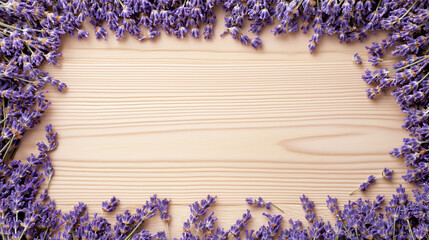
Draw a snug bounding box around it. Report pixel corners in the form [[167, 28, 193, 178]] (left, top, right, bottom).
[[15, 15, 415, 234]]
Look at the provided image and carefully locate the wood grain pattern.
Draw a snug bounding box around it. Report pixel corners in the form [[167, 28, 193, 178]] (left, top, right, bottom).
[[14, 12, 415, 234]]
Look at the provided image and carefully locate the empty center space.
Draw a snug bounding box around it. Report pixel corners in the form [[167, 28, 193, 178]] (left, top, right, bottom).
[[14, 25, 409, 229]]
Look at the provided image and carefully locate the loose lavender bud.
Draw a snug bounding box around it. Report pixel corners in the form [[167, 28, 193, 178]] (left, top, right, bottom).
[[102, 196, 120, 213], [382, 168, 394, 179], [245, 197, 271, 210], [353, 53, 363, 65], [251, 38, 262, 49]]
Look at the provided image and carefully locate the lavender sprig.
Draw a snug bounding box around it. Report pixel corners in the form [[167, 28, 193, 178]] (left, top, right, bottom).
[[353, 53, 363, 65], [157, 198, 172, 239], [229, 210, 252, 238], [245, 197, 284, 213], [350, 168, 395, 195]]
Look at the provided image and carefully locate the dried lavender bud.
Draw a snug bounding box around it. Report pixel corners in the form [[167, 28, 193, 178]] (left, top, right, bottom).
[[229, 209, 252, 237], [326, 195, 340, 216], [157, 197, 172, 239], [359, 181, 371, 192], [372, 195, 385, 210], [183, 195, 216, 233], [196, 212, 217, 235], [382, 168, 394, 179], [353, 53, 363, 65], [245, 197, 271, 210], [255, 213, 282, 239], [157, 198, 171, 223], [300, 194, 316, 223], [102, 196, 120, 212], [153, 231, 168, 240]]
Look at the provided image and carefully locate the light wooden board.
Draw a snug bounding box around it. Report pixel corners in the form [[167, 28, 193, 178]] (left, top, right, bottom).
[[15, 13, 415, 234]]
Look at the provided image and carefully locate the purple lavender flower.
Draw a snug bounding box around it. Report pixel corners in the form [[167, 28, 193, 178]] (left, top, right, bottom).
[[229, 210, 252, 237], [245, 197, 284, 213], [153, 231, 168, 240], [196, 212, 217, 234], [300, 194, 316, 223], [351, 168, 396, 195], [251, 37, 262, 49], [326, 195, 339, 215], [367, 175, 377, 183], [245, 197, 271, 210], [157, 198, 171, 223], [359, 181, 371, 191], [255, 213, 282, 239], [183, 195, 216, 233], [102, 196, 120, 212], [382, 168, 394, 179], [353, 53, 363, 65], [77, 29, 89, 40]]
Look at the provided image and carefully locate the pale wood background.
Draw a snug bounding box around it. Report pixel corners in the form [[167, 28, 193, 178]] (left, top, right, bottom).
[[15, 13, 415, 235]]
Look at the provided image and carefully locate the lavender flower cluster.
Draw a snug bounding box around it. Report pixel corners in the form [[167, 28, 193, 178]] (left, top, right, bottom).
[[0, 126, 60, 239], [358, 1, 429, 185], [0, 0, 429, 239]]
